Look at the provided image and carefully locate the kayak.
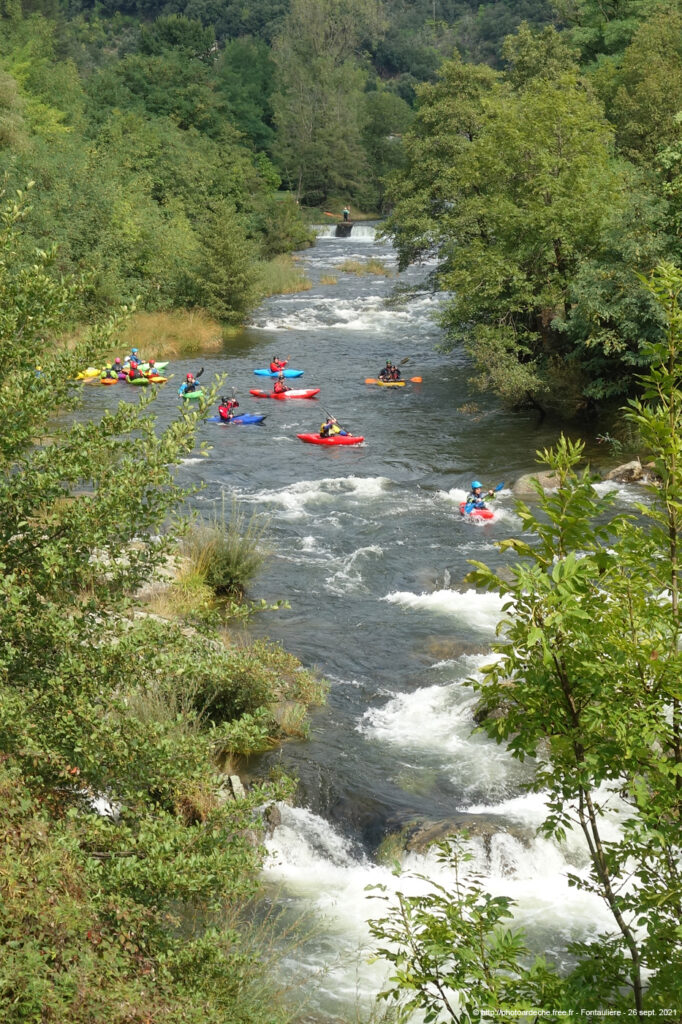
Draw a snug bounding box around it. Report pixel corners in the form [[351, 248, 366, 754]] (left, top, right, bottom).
[[76, 366, 102, 380], [297, 433, 364, 446], [100, 377, 119, 385], [129, 375, 167, 385], [137, 361, 168, 372], [250, 388, 320, 400], [206, 414, 267, 425], [254, 368, 304, 378], [370, 380, 406, 388], [459, 502, 494, 520], [180, 389, 204, 400]]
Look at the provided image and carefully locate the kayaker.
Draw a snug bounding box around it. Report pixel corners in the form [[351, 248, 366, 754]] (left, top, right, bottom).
[[127, 361, 145, 381], [145, 359, 160, 378], [218, 396, 239, 422], [124, 347, 142, 365], [178, 373, 199, 396], [320, 416, 347, 438], [273, 373, 291, 395], [270, 356, 288, 373], [467, 480, 495, 509], [378, 360, 401, 381], [101, 364, 118, 380]]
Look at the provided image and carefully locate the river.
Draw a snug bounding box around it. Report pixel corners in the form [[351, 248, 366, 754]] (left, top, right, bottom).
[[83, 223, 633, 1019]]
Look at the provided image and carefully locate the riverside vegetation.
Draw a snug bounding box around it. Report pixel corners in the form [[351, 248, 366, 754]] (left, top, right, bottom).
[[2, 0, 681, 417], [0, 195, 327, 1022], [368, 264, 682, 1020]]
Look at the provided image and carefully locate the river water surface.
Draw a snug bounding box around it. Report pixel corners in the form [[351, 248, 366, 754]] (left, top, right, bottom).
[[84, 224, 634, 1019]]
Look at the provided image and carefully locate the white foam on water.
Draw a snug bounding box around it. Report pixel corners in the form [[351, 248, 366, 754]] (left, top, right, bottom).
[[232, 475, 391, 519], [264, 801, 618, 1017], [593, 479, 652, 506], [180, 457, 206, 465], [326, 544, 383, 594], [383, 587, 506, 632], [359, 679, 521, 798]]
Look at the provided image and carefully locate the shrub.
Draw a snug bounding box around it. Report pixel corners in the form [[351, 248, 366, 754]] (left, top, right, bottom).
[[183, 499, 269, 598]]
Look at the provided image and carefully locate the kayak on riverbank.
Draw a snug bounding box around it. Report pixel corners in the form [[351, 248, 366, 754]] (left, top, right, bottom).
[[250, 388, 320, 400], [297, 433, 364, 446]]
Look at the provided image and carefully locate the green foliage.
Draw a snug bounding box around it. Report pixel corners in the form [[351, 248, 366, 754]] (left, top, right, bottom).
[[368, 836, 564, 1022], [0, 194, 316, 1023], [384, 26, 674, 413], [183, 498, 270, 598]]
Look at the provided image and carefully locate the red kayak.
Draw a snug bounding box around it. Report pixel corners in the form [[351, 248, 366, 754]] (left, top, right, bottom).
[[297, 433, 364, 446], [250, 388, 320, 400], [459, 501, 494, 520]]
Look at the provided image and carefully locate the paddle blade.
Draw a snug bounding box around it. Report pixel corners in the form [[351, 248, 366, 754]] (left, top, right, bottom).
[[494, 482, 505, 492], [365, 378, 379, 384], [410, 376, 422, 383]]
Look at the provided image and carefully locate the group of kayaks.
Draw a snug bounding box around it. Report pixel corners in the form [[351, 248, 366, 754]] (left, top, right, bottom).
[[77, 362, 170, 386]]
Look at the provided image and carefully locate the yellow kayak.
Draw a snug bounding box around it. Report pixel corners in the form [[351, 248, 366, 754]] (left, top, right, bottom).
[[75, 366, 102, 380], [373, 379, 406, 388]]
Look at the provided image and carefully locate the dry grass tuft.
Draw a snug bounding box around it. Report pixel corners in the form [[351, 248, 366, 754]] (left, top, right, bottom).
[[339, 258, 392, 277], [319, 274, 338, 285], [119, 309, 224, 359]]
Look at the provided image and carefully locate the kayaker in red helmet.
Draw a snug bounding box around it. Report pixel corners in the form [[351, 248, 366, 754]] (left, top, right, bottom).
[[127, 360, 144, 380], [273, 372, 291, 395], [270, 356, 288, 373]]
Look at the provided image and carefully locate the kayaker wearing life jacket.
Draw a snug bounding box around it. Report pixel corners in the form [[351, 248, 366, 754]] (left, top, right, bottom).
[[273, 373, 291, 395], [179, 373, 199, 395], [270, 356, 288, 373], [320, 416, 348, 437], [145, 359, 160, 378], [218, 396, 239, 421], [467, 481, 495, 509], [378, 360, 401, 381], [101, 363, 118, 380], [127, 361, 145, 380], [124, 347, 142, 365]]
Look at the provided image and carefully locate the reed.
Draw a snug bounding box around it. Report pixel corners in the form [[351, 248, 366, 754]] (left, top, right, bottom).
[[118, 309, 224, 359], [339, 258, 392, 276], [319, 274, 338, 285], [259, 255, 312, 296]]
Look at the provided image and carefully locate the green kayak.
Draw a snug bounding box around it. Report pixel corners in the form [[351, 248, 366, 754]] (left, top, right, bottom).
[[180, 389, 204, 400]]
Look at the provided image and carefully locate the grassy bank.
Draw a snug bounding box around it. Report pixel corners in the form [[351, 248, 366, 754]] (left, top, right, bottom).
[[119, 308, 225, 359]]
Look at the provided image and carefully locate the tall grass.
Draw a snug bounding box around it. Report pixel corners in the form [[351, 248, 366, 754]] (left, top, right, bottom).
[[259, 255, 312, 297], [339, 259, 392, 276], [183, 498, 270, 598], [119, 309, 225, 359]]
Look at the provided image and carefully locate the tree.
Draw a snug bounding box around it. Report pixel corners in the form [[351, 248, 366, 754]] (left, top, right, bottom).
[[271, 0, 385, 204], [384, 27, 671, 414]]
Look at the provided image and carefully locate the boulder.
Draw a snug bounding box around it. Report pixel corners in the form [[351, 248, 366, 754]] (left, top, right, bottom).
[[604, 460, 644, 483], [512, 471, 560, 497]]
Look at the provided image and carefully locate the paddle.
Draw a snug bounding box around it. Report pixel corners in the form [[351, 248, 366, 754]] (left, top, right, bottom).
[[464, 482, 504, 515], [324, 211, 341, 219]]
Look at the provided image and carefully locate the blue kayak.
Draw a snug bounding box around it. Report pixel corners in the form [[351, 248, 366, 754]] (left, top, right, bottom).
[[206, 414, 267, 425], [253, 368, 304, 378]]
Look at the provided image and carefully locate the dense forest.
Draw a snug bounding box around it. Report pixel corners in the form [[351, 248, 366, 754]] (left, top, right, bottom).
[[2, 0, 680, 411]]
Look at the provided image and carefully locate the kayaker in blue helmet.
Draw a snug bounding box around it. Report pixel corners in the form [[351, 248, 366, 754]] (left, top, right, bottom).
[[125, 346, 142, 365], [467, 480, 495, 509]]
